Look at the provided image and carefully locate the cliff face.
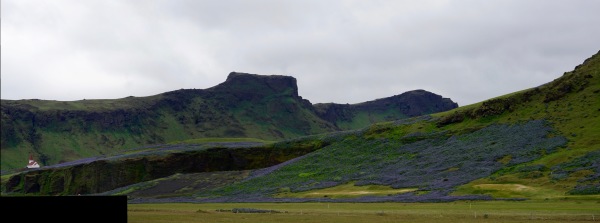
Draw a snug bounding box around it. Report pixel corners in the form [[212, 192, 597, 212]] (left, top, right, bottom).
[[3, 142, 319, 195], [210, 72, 301, 99], [0, 72, 457, 170]]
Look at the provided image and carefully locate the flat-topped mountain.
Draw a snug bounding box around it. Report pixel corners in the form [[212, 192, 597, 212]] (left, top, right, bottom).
[[0, 72, 457, 170], [209, 72, 302, 99]]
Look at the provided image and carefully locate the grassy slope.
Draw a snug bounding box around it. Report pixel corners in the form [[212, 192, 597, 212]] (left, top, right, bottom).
[[336, 110, 408, 130], [449, 51, 600, 198], [0, 95, 166, 170], [1, 74, 454, 171], [0, 86, 332, 170], [275, 181, 418, 199], [185, 51, 599, 201], [192, 119, 570, 201]]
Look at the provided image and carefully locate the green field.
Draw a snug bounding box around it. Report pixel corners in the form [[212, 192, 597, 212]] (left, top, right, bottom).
[[128, 200, 600, 223]]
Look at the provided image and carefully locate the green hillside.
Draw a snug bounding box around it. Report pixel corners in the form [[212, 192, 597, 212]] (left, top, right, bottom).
[[1, 73, 455, 171], [178, 50, 599, 202], [2, 51, 598, 202]]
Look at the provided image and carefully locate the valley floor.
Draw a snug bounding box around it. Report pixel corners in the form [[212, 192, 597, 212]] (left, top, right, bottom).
[[128, 199, 600, 223]]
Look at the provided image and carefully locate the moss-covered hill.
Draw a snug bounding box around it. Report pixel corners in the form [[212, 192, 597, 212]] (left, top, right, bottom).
[[1, 72, 456, 171], [139, 50, 598, 202], [2, 50, 598, 202], [190, 50, 599, 202]]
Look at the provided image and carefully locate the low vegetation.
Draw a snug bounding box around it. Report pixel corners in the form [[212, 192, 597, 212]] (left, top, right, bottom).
[[188, 119, 569, 202], [128, 200, 600, 223], [274, 181, 418, 199]]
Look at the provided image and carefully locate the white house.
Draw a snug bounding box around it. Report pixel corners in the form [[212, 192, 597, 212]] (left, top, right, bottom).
[[26, 154, 40, 168]]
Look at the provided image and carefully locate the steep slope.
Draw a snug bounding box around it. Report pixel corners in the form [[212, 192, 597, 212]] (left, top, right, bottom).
[[1, 72, 457, 171], [443, 50, 600, 197]]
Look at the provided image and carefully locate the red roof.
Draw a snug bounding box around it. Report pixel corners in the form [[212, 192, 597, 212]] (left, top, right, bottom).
[[27, 153, 40, 168]]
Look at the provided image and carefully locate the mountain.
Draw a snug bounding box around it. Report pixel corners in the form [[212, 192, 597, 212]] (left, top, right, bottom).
[[0, 72, 457, 171], [3, 50, 597, 202], [314, 89, 458, 130]]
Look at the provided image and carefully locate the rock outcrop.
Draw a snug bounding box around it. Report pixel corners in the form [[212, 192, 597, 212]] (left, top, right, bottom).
[[314, 89, 458, 129]]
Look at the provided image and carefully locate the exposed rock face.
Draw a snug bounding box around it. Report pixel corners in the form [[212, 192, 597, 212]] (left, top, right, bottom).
[[4, 142, 319, 195], [211, 72, 301, 98], [206, 72, 316, 116]]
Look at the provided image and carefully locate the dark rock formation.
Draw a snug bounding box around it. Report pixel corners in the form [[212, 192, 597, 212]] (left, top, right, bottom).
[[210, 72, 301, 99], [314, 89, 458, 129]]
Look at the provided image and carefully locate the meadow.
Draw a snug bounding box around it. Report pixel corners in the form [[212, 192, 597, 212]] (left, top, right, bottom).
[[128, 199, 600, 223]]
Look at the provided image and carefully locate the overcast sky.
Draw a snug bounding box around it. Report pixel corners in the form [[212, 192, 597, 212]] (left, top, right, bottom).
[[2, 0, 599, 106]]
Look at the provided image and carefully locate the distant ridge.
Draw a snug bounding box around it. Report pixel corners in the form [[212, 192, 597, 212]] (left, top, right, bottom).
[[0, 71, 457, 170], [314, 89, 458, 129]]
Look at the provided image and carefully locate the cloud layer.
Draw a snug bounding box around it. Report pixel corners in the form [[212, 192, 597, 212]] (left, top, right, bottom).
[[2, 0, 599, 106]]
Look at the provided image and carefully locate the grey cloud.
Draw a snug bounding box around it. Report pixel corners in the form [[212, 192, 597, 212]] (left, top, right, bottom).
[[1, 0, 599, 106]]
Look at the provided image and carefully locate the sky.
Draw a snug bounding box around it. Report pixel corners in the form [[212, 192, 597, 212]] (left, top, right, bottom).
[[2, 0, 599, 106]]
